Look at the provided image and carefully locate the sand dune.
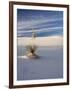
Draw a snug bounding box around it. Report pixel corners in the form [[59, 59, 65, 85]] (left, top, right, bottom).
[[17, 36, 63, 80], [17, 36, 63, 46]]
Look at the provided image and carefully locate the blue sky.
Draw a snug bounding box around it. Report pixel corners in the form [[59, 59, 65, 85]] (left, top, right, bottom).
[[17, 9, 63, 37]]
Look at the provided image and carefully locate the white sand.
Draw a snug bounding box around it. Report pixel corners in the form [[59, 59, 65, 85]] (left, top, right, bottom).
[[17, 36, 63, 46], [17, 36, 63, 80], [17, 46, 63, 80]]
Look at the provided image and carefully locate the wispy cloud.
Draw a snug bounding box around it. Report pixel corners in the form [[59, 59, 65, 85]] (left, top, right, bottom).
[[17, 9, 63, 37], [17, 17, 62, 30], [18, 27, 63, 33]]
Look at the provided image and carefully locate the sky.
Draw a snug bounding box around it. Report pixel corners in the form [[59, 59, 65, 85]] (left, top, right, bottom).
[[17, 9, 63, 37]]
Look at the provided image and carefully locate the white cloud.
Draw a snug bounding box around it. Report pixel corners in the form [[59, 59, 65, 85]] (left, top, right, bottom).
[[17, 17, 62, 30], [18, 26, 63, 34]]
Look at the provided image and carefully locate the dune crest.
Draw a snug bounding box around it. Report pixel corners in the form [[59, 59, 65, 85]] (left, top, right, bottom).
[[17, 36, 63, 46]]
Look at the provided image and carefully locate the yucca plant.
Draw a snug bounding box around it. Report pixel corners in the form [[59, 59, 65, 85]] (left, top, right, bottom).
[[26, 45, 37, 55], [25, 44, 39, 59], [25, 29, 39, 58]]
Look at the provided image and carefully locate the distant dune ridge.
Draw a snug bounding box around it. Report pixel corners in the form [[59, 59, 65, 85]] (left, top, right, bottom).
[[17, 36, 63, 46]]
